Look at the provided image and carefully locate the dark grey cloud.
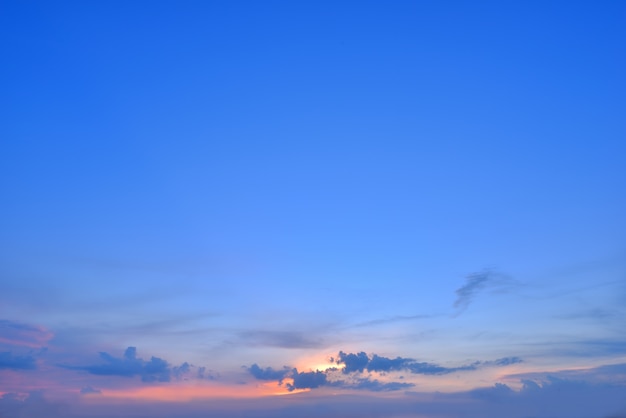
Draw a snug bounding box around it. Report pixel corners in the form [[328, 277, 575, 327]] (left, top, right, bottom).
[[454, 270, 517, 313], [336, 351, 487, 375], [61, 346, 190, 383], [286, 370, 328, 391], [247, 364, 413, 393], [238, 330, 324, 349], [366, 353, 412, 372], [0, 351, 37, 370], [247, 364, 291, 381], [336, 351, 369, 373], [247, 351, 521, 394]]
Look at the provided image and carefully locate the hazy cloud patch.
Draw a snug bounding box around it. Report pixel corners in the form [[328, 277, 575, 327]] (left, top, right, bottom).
[[505, 362, 626, 385], [79, 386, 101, 395], [238, 330, 325, 349], [492, 357, 523, 366], [333, 377, 415, 392], [0, 319, 53, 348], [0, 351, 37, 370]]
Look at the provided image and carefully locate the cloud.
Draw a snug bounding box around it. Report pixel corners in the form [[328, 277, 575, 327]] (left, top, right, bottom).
[[492, 356, 523, 366], [336, 351, 369, 373], [454, 270, 517, 313], [61, 347, 190, 383], [333, 378, 415, 392], [238, 330, 325, 349], [2, 375, 625, 418], [0, 351, 37, 370], [247, 364, 291, 381], [247, 363, 413, 393], [351, 314, 432, 328], [555, 308, 622, 321], [287, 370, 328, 391], [0, 391, 68, 418], [336, 351, 491, 375], [248, 350, 522, 394], [197, 366, 219, 380], [172, 362, 191, 379], [0, 319, 53, 348], [79, 386, 101, 395], [505, 362, 626, 385]]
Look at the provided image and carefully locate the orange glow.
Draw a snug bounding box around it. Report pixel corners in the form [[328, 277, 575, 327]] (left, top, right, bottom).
[[293, 353, 336, 372], [97, 380, 306, 402]]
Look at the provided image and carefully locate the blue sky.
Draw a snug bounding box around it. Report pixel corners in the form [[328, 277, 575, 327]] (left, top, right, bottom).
[[1, 1, 625, 417]]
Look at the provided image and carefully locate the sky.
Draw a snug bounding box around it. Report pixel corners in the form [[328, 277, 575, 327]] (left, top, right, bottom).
[[1, 1, 625, 417]]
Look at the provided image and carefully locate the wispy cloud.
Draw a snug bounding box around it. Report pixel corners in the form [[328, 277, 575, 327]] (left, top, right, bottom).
[[247, 364, 291, 381], [350, 314, 433, 328], [454, 270, 518, 314], [0, 320, 53, 348], [237, 330, 326, 349]]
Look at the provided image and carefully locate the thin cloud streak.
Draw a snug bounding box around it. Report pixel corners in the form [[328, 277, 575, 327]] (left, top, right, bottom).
[[453, 270, 519, 314]]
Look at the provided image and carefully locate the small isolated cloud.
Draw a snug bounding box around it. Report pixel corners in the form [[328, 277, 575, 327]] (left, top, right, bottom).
[[61, 347, 190, 383], [79, 386, 101, 395], [454, 270, 517, 313], [0, 351, 37, 370]]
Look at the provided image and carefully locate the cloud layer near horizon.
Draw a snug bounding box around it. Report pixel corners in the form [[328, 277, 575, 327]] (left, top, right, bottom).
[[2, 370, 625, 418]]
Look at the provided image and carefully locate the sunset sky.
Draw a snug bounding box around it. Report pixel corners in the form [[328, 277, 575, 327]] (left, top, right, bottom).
[[1, 1, 625, 417]]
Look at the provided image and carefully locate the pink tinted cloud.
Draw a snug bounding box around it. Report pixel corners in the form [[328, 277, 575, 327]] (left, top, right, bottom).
[[0, 320, 53, 349]]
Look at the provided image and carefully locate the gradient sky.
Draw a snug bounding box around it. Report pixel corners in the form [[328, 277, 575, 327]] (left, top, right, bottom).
[[1, 1, 625, 417]]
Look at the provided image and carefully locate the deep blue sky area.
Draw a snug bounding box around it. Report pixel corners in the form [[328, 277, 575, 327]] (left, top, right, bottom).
[[1, 2, 625, 417]]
